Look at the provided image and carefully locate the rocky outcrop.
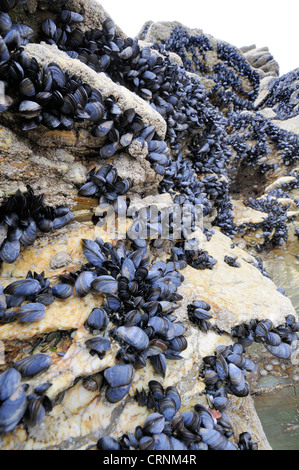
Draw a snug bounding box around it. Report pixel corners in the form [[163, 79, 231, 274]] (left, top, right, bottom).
[[0, 0, 298, 452]]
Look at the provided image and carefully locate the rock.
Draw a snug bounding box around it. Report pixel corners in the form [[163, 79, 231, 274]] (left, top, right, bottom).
[[24, 43, 167, 141], [0, 0, 298, 452], [272, 114, 299, 134], [232, 200, 268, 226], [138, 20, 204, 43], [243, 46, 279, 77]]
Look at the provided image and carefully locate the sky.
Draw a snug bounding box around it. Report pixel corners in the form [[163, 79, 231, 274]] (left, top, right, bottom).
[[98, 0, 299, 76]]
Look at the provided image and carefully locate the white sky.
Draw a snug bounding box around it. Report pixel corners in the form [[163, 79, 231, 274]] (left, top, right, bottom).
[[98, 0, 299, 76]]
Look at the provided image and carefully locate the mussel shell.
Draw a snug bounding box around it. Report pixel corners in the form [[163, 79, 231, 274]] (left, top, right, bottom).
[[105, 383, 131, 403], [228, 363, 245, 389], [0, 239, 20, 263], [181, 411, 200, 433], [91, 275, 118, 295], [25, 396, 46, 427], [82, 239, 105, 267], [42, 18, 57, 38], [92, 120, 114, 137], [78, 181, 98, 197], [165, 386, 181, 412], [19, 100, 42, 118], [148, 380, 164, 400], [85, 336, 111, 355], [150, 353, 166, 378], [20, 219, 37, 246], [121, 257, 135, 281], [114, 326, 149, 351], [0, 12, 12, 34], [212, 396, 229, 412], [104, 364, 135, 388], [4, 28, 21, 51], [158, 396, 177, 421], [264, 341, 293, 359], [152, 433, 171, 450], [97, 436, 120, 450], [75, 271, 96, 297], [0, 368, 21, 402], [86, 308, 109, 330], [143, 413, 165, 435], [13, 353, 52, 377], [265, 332, 282, 347], [139, 436, 155, 450], [52, 283, 74, 299], [99, 142, 118, 159], [0, 386, 27, 435], [14, 302, 46, 323]]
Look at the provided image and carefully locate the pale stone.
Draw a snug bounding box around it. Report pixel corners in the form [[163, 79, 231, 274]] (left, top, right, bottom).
[[272, 114, 299, 134], [232, 200, 268, 226], [127, 193, 173, 215], [24, 43, 166, 140], [138, 20, 204, 43], [265, 176, 297, 193], [254, 76, 275, 107]]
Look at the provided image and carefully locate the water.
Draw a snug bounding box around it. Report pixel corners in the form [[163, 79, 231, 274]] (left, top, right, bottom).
[[254, 385, 299, 450], [253, 234, 299, 450]]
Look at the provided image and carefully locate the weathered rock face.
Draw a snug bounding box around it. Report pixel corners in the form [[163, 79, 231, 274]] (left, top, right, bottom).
[[0, 0, 298, 452]]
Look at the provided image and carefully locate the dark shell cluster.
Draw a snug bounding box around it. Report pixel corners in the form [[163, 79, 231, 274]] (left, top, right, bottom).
[[0, 357, 53, 434], [232, 315, 299, 360], [257, 68, 299, 120], [244, 195, 290, 247], [0, 0, 33, 48], [161, 27, 260, 112], [97, 379, 258, 451], [0, 1, 298, 248], [77, 237, 186, 384], [78, 164, 133, 203], [0, 270, 74, 324], [31, 4, 239, 239], [202, 315, 299, 405], [187, 300, 213, 333], [0, 0, 298, 450], [0, 185, 73, 264]]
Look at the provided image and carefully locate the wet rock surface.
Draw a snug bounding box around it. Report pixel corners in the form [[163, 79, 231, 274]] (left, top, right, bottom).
[[0, 0, 298, 451]]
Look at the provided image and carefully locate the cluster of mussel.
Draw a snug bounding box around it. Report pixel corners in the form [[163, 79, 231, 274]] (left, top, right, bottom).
[[0, 354, 53, 434], [0, 0, 33, 48], [201, 316, 299, 405], [160, 27, 214, 75], [0, 0, 242, 243], [257, 68, 299, 120], [161, 28, 260, 112], [0, 185, 73, 264], [36, 2, 242, 239], [97, 380, 258, 450], [127, 199, 205, 246], [224, 255, 241, 268], [227, 111, 299, 171], [173, 239, 217, 271], [0, 8, 170, 176], [244, 195, 290, 247], [64, 237, 187, 383], [232, 315, 299, 360], [187, 300, 213, 334], [242, 170, 298, 249], [78, 164, 133, 203], [214, 42, 260, 110], [0, 269, 75, 324], [202, 343, 257, 401]]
